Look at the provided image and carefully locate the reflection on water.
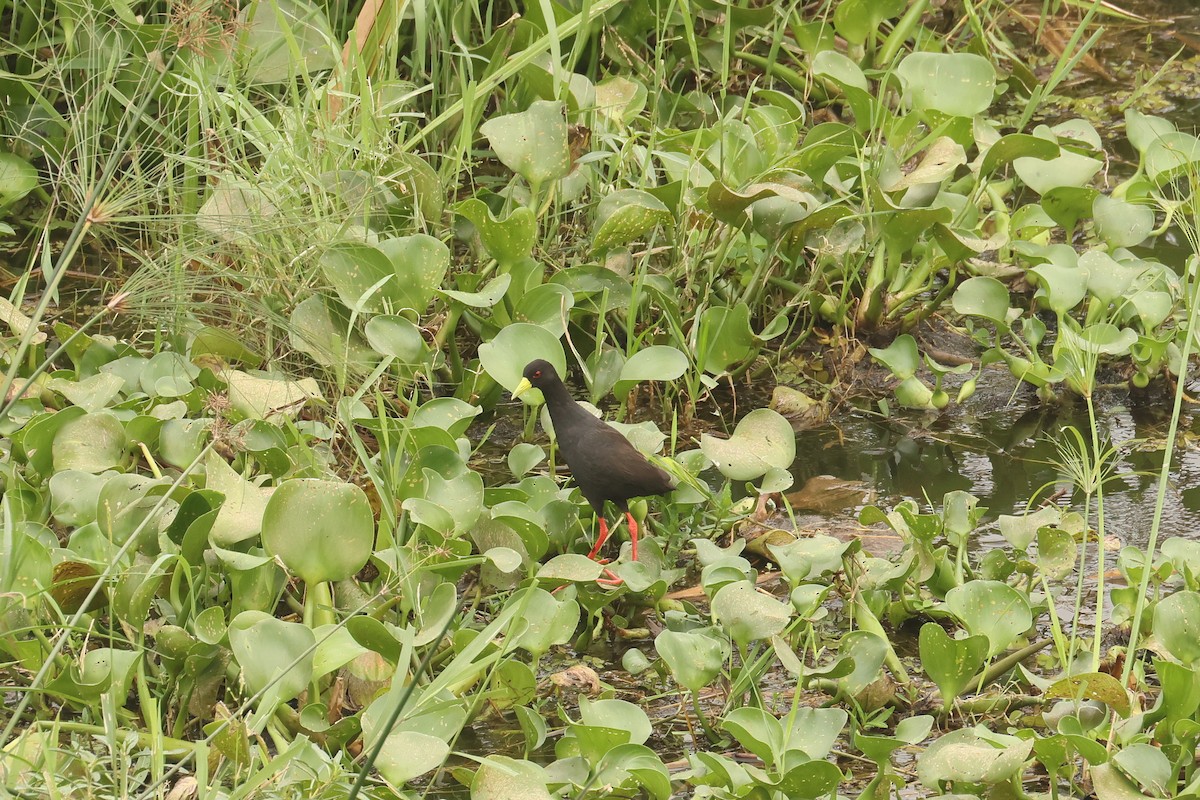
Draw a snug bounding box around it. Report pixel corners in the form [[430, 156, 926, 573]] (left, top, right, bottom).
[[792, 400, 1200, 551]]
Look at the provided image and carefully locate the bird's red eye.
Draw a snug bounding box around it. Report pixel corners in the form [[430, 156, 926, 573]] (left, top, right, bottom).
[[533, 370, 542, 378]]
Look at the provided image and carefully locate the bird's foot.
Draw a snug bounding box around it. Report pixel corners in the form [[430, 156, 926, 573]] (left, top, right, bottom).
[[586, 517, 611, 561], [596, 567, 623, 586]]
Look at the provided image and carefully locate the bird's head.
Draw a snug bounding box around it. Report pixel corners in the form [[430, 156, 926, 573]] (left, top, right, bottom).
[[512, 359, 559, 399]]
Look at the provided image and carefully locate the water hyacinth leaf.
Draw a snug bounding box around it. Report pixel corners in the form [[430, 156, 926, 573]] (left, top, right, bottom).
[[1125, 108, 1176, 155], [832, 0, 905, 44], [1131, 291, 1174, 329], [1014, 124, 1103, 194], [236, 0, 336, 84], [789, 707, 849, 760], [0, 152, 38, 210], [227, 610, 315, 708], [67, 647, 141, 703], [711, 580, 793, 647], [720, 707, 781, 766], [952, 276, 1013, 324], [537, 554, 603, 583], [455, 198, 536, 265], [1093, 195, 1154, 248], [223, 369, 324, 421], [289, 295, 374, 370], [508, 442, 545, 478], [769, 535, 851, 583], [945, 580, 1033, 657], [996, 505, 1059, 552], [375, 730, 451, 786], [404, 468, 484, 535], [53, 412, 127, 473], [511, 586, 578, 658], [197, 179, 278, 242], [261, 479, 373, 584], [895, 52, 996, 117], [595, 75, 647, 124], [140, 352, 200, 398], [1029, 262, 1089, 316], [378, 234, 452, 313], [655, 629, 727, 693], [364, 314, 427, 362], [612, 346, 688, 397], [411, 397, 482, 436], [478, 323, 567, 404], [205, 450, 275, 547], [978, 133, 1060, 177], [775, 761, 845, 798], [868, 334, 921, 380], [591, 189, 673, 253], [484, 546, 523, 573], [1044, 672, 1130, 717], [49, 470, 108, 527], [1063, 323, 1138, 357], [191, 325, 262, 364], [697, 303, 756, 375], [880, 137, 966, 192], [917, 727, 1033, 788], [48, 373, 125, 412], [811, 50, 869, 91], [1154, 591, 1200, 666], [701, 408, 795, 481], [319, 242, 398, 314], [50, 560, 104, 614], [97, 473, 169, 544], [1145, 131, 1200, 183], [414, 582, 458, 647], [579, 698, 652, 745], [838, 630, 889, 695], [1080, 250, 1142, 305], [514, 282, 574, 337], [919, 622, 988, 706], [707, 181, 814, 228], [440, 273, 512, 309], [471, 756, 552, 800], [1111, 744, 1172, 797], [479, 100, 572, 188]]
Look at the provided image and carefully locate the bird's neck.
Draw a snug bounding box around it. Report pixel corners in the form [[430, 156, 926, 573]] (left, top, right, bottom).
[[540, 378, 579, 416]]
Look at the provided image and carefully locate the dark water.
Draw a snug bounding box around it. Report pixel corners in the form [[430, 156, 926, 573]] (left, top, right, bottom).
[[791, 394, 1200, 553]]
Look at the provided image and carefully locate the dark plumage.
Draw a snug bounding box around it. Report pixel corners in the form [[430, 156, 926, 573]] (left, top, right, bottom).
[[513, 359, 674, 561]]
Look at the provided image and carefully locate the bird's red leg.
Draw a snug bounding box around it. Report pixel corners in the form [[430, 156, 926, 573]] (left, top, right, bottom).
[[627, 513, 639, 561], [586, 517, 610, 561]]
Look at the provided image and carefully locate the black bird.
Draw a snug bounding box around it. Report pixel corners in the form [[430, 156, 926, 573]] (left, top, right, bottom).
[[512, 359, 675, 562]]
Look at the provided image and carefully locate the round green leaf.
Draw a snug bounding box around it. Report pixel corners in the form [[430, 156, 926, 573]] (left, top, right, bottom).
[[471, 756, 551, 800], [0, 152, 38, 209], [895, 52, 996, 117], [711, 580, 793, 647], [262, 479, 374, 584], [953, 276, 1013, 324], [700, 408, 796, 481], [1094, 195, 1154, 248], [53, 412, 127, 473], [654, 628, 728, 693], [945, 580, 1033, 657], [227, 610, 315, 703], [365, 314, 427, 362], [1154, 591, 1200, 666], [613, 346, 688, 397], [478, 323, 567, 404], [591, 189, 673, 253], [919, 622, 989, 707], [479, 100, 572, 188]]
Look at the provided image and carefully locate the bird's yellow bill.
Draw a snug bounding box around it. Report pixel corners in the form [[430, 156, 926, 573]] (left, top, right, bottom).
[[512, 377, 533, 399]]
